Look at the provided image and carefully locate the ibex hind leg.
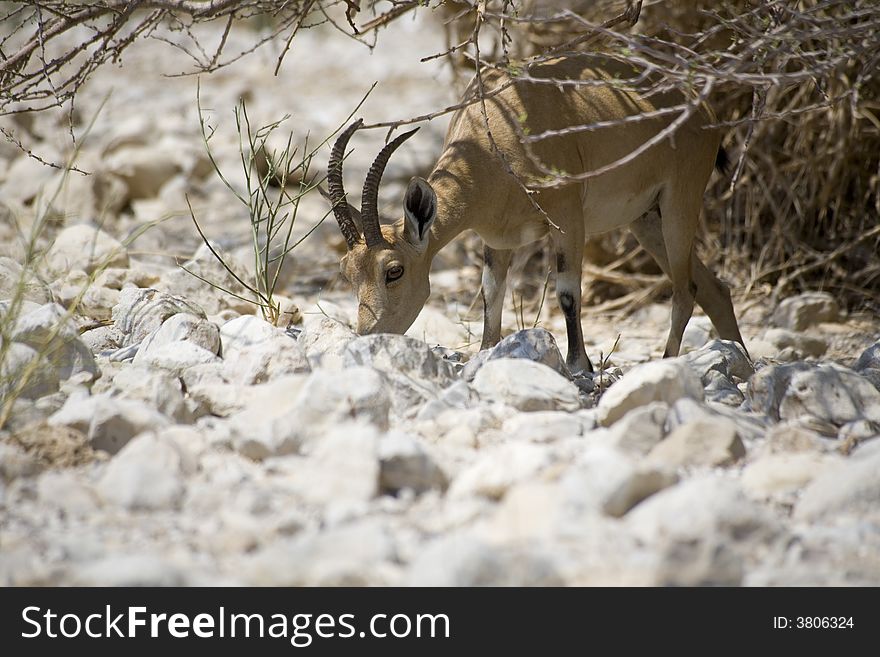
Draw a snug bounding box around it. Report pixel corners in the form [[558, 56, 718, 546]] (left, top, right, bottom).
[[657, 192, 699, 358], [480, 245, 513, 350], [630, 211, 748, 357], [551, 222, 593, 374]]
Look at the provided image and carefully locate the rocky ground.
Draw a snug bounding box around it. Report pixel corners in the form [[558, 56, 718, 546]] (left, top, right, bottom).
[[1, 15, 879, 586]]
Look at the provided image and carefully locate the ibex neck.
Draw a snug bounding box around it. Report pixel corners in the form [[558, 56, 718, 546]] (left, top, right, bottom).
[[424, 167, 472, 262]]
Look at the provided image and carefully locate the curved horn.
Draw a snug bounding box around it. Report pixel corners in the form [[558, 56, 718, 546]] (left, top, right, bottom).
[[360, 127, 420, 248], [327, 119, 363, 249]]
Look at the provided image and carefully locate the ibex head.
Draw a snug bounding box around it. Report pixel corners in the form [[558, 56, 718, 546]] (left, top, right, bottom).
[[328, 120, 437, 335]]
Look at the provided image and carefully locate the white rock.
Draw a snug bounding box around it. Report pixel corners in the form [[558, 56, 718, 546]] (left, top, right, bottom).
[[243, 520, 396, 586], [80, 325, 124, 353], [763, 420, 827, 453], [589, 402, 668, 456], [219, 314, 281, 352], [838, 419, 880, 442], [422, 406, 503, 450], [748, 518, 880, 586], [627, 476, 779, 585], [43, 165, 124, 223], [1, 152, 56, 204], [181, 365, 247, 417], [647, 418, 746, 468], [292, 423, 380, 509], [343, 334, 458, 386], [100, 114, 154, 153], [567, 446, 677, 517], [226, 367, 389, 459], [406, 305, 470, 347], [742, 453, 843, 498], [225, 374, 309, 459], [112, 287, 206, 346], [750, 362, 880, 427], [472, 358, 581, 412], [795, 448, 880, 520], [449, 442, 556, 499], [416, 379, 478, 420], [0, 298, 39, 321], [772, 292, 839, 330], [343, 334, 459, 415], [0, 342, 60, 399], [485, 480, 567, 542], [597, 359, 703, 426], [97, 432, 192, 510], [501, 411, 589, 443], [49, 393, 171, 454], [0, 256, 51, 303], [36, 470, 102, 515], [136, 340, 221, 376], [290, 366, 391, 438], [0, 442, 40, 481], [110, 365, 191, 422], [680, 315, 714, 354], [105, 145, 181, 200], [702, 369, 745, 406], [12, 302, 98, 382], [134, 340, 221, 375], [763, 328, 828, 358], [77, 285, 120, 321], [300, 298, 355, 326], [463, 328, 569, 380], [405, 533, 564, 586], [49, 165, 128, 220], [155, 245, 255, 316], [223, 336, 310, 385], [69, 555, 190, 586], [854, 342, 880, 372], [682, 339, 753, 382], [666, 397, 768, 443], [297, 316, 357, 369], [45, 224, 128, 275], [134, 313, 220, 361], [378, 431, 447, 494]]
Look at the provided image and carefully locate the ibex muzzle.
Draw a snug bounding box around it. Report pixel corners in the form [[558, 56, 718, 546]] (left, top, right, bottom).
[[328, 54, 747, 371]]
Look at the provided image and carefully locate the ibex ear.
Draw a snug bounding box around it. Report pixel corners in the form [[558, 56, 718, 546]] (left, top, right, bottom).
[[403, 177, 437, 252], [349, 204, 364, 235]]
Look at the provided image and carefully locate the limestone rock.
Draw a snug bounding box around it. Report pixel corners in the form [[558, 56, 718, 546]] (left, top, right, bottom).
[[45, 224, 128, 275], [647, 418, 746, 469], [597, 359, 703, 426], [378, 431, 447, 494], [462, 328, 569, 381], [49, 393, 171, 454], [97, 433, 192, 510], [772, 292, 839, 331], [112, 287, 206, 347], [472, 358, 581, 412]]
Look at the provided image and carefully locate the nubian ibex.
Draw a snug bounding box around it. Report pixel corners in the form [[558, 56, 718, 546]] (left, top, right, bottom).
[[327, 54, 746, 373]]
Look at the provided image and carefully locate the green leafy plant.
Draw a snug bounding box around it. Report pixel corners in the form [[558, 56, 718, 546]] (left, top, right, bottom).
[[188, 82, 371, 326]]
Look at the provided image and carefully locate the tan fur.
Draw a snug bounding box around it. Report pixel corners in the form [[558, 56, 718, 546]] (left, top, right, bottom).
[[340, 54, 745, 366]]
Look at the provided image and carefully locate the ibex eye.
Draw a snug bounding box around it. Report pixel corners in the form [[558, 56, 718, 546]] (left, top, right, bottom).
[[385, 265, 404, 283]]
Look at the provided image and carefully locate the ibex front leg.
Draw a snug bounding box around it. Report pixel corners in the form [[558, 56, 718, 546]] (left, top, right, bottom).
[[552, 226, 593, 374], [480, 244, 512, 350]]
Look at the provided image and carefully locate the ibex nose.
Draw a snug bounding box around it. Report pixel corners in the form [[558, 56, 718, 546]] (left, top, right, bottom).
[[357, 303, 380, 335]]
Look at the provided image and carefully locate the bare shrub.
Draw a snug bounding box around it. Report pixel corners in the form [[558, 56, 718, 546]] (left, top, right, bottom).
[[3, 1, 878, 314]]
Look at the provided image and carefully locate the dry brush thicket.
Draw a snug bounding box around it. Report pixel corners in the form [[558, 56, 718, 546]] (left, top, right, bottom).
[[2, 0, 878, 312]]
